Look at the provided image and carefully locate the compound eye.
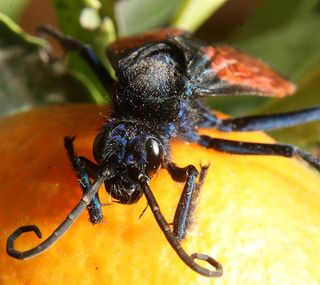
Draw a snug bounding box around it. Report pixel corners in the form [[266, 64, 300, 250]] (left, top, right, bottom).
[[145, 138, 163, 176]]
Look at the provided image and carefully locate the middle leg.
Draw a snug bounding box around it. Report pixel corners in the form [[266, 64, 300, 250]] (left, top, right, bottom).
[[197, 135, 320, 171], [196, 105, 320, 132]]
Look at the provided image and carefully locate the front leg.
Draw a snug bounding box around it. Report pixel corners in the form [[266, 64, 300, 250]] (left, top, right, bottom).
[[64, 137, 103, 224], [165, 162, 209, 241], [139, 175, 222, 277]]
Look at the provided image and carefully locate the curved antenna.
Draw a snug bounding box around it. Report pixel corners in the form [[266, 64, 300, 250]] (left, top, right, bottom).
[[138, 175, 223, 277], [6, 172, 108, 260]]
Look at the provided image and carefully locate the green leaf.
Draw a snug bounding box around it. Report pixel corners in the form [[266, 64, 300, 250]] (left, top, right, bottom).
[[114, 0, 182, 35], [233, 13, 320, 81], [0, 12, 93, 116], [0, 0, 30, 20], [231, 0, 319, 41], [0, 13, 44, 48], [52, 0, 117, 57], [171, 0, 228, 31]]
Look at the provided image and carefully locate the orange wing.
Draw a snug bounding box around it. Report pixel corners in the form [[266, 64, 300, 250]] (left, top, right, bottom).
[[192, 45, 296, 97], [107, 30, 296, 97]]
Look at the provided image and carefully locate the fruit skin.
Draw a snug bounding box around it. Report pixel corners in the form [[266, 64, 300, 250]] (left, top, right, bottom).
[[0, 104, 320, 285]]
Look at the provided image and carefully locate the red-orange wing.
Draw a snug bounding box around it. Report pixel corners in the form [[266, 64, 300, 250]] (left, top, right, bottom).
[[189, 45, 296, 98], [107, 29, 187, 69]]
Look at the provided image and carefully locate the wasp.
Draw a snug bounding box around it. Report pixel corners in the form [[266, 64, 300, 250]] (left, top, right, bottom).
[[7, 27, 320, 277]]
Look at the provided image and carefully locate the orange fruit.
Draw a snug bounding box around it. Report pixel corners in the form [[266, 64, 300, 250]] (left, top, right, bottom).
[[0, 104, 320, 284]]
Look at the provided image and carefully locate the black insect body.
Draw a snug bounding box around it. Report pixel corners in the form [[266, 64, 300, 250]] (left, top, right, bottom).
[[6, 27, 320, 278]]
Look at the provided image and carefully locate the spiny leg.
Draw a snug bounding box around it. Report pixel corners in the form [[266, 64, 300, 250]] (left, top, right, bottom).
[[138, 175, 222, 277], [38, 25, 115, 94], [197, 105, 320, 132], [165, 162, 209, 241], [197, 135, 320, 171], [64, 137, 103, 224]]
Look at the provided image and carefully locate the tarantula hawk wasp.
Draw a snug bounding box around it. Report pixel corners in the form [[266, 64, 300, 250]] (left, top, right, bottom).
[[6, 26, 320, 278]]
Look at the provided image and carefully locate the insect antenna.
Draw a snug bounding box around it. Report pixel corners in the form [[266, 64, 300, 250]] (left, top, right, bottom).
[[6, 170, 109, 260], [138, 175, 223, 277]]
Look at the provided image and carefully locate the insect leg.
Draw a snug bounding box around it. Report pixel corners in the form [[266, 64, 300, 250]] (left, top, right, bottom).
[[138, 175, 222, 277], [197, 135, 320, 171], [64, 137, 103, 224], [38, 25, 115, 94], [215, 106, 320, 132], [193, 100, 220, 128], [6, 167, 109, 260], [165, 162, 208, 241]]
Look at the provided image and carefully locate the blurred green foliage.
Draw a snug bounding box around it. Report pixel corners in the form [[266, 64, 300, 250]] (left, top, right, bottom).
[[0, 0, 29, 19]]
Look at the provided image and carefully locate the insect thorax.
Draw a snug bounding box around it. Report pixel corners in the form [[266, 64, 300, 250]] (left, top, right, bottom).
[[114, 52, 187, 121]]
